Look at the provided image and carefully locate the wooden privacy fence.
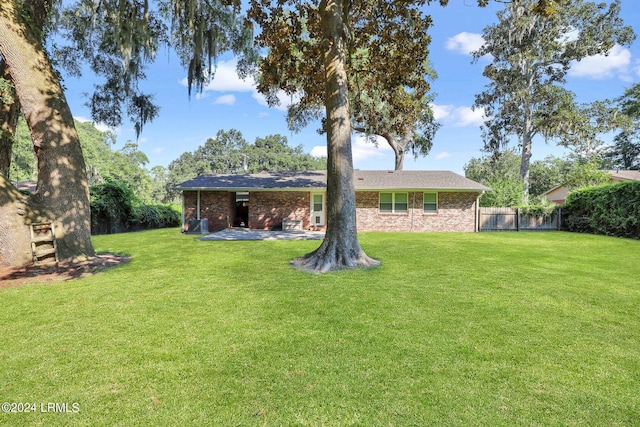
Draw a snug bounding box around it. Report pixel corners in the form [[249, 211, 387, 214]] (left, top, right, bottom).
[[479, 207, 562, 232]]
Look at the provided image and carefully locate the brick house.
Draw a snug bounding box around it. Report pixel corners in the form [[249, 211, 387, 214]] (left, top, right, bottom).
[[176, 170, 490, 233]]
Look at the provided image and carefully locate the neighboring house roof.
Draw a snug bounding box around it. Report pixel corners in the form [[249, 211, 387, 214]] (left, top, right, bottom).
[[608, 170, 640, 182], [176, 170, 490, 192], [542, 170, 640, 197], [541, 184, 567, 197]]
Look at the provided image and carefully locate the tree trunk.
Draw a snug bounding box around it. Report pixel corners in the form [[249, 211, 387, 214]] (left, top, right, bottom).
[[0, 172, 33, 267], [520, 131, 533, 205], [0, 61, 19, 179], [519, 94, 535, 205], [0, 0, 95, 266], [291, 0, 379, 273], [390, 133, 413, 171], [394, 149, 405, 171]]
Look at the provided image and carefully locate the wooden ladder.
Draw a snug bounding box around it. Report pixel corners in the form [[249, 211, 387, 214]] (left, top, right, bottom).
[[30, 222, 59, 265]]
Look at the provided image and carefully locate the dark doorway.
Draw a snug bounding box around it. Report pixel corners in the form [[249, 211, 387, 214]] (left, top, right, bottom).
[[234, 192, 249, 227]]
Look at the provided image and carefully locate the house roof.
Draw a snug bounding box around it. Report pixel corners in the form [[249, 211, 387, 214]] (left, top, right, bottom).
[[542, 170, 640, 196], [608, 170, 640, 182], [175, 170, 490, 192]]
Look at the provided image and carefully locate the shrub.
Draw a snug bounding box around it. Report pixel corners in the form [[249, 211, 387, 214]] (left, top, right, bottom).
[[90, 180, 181, 234], [131, 204, 181, 230], [90, 180, 136, 234], [480, 178, 525, 207], [518, 197, 558, 217], [564, 181, 640, 239]]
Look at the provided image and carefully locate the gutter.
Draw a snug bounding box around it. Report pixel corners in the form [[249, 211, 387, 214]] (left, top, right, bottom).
[[175, 187, 326, 192]]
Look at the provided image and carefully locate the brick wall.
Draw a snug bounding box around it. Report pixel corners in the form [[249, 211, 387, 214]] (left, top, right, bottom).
[[183, 190, 479, 232], [355, 191, 479, 232], [249, 191, 312, 230], [183, 191, 198, 227], [183, 190, 233, 231]]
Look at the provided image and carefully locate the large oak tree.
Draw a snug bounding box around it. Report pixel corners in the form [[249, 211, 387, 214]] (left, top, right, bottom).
[[0, 0, 250, 268], [248, 0, 453, 271], [0, 0, 94, 266], [473, 0, 635, 203]]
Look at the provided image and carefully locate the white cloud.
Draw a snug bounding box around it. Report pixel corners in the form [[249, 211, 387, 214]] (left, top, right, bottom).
[[435, 152, 451, 160], [310, 145, 327, 158], [310, 135, 393, 162], [252, 91, 301, 112], [179, 59, 301, 112], [351, 135, 392, 162], [151, 147, 165, 154], [453, 106, 485, 127], [569, 44, 632, 80], [432, 104, 485, 127], [73, 116, 116, 134], [214, 94, 236, 106], [445, 32, 485, 56], [431, 103, 453, 121], [178, 59, 256, 92]]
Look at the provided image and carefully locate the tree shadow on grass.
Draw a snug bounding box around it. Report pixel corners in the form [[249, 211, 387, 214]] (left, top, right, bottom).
[[0, 253, 130, 288]]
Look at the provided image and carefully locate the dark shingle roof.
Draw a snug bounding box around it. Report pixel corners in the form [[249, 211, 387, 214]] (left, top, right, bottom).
[[352, 170, 490, 191], [176, 170, 490, 192], [175, 171, 327, 190]]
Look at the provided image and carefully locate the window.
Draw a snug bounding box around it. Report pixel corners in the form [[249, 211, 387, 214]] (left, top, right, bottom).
[[424, 192, 438, 213], [313, 194, 323, 213], [379, 192, 408, 213]]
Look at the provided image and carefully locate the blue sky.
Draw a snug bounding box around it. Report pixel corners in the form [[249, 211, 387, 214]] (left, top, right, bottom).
[[63, 0, 640, 175]]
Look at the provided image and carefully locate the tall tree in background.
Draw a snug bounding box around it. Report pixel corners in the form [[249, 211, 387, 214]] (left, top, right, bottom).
[[286, 53, 440, 171], [473, 0, 634, 203], [351, 89, 440, 171], [605, 132, 640, 170], [165, 129, 326, 202], [464, 149, 525, 206], [605, 82, 640, 170], [464, 150, 607, 206]]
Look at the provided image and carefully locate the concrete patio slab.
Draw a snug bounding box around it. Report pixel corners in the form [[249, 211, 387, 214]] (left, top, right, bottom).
[[197, 227, 325, 241]]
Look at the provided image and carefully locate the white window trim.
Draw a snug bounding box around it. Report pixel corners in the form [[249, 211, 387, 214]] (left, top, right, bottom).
[[310, 192, 326, 226], [379, 192, 408, 214], [424, 192, 438, 214]]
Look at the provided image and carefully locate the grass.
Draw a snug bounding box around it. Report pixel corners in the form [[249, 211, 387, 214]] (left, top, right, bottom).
[[1, 229, 639, 426]]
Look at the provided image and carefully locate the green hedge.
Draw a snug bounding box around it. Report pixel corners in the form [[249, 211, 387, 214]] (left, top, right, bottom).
[[90, 181, 181, 235], [130, 204, 181, 231], [563, 181, 640, 239]]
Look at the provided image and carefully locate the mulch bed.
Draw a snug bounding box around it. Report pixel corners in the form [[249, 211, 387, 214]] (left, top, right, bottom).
[[0, 254, 131, 288]]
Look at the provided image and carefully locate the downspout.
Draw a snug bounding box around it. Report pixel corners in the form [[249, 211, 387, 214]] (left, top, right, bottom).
[[197, 190, 201, 220], [181, 191, 186, 232], [410, 192, 415, 232], [476, 192, 483, 232]]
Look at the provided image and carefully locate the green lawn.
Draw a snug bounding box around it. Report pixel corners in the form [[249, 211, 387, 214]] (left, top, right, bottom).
[[1, 229, 639, 426]]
